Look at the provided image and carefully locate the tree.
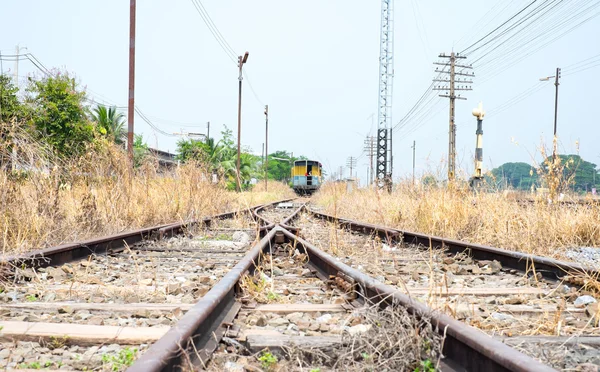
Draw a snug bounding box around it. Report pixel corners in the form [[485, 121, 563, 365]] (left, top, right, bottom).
[[540, 154, 599, 192], [0, 74, 26, 170], [490, 162, 538, 190], [133, 134, 149, 167], [26, 72, 94, 157], [176, 138, 210, 162], [92, 105, 126, 146], [267, 151, 294, 181], [0, 74, 25, 122]]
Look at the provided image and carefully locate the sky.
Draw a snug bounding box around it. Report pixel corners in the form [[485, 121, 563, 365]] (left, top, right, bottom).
[[1, 0, 599, 185]]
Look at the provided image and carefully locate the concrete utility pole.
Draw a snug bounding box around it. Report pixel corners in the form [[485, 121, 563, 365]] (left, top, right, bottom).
[[206, 121, 210, 140], [339, 166, 343, 181], [236, 51, 249, 192], [433, 52, 474, 181], [346, 156, 357, 179], [264, 104, 269, 191], [127, 0, 136, 164], [411, 140, 416, 185], [14, 45, 27, 90]]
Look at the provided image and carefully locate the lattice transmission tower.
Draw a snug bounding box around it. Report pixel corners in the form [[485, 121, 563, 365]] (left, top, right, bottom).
[[376, 0, 394, 188]]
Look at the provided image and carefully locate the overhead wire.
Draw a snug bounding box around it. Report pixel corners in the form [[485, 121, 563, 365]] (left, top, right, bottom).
[[454, 0, 518, 49], [189, 0, 237, 64], [460, 0, 539, 54], [474, 0, 598, 71], [188, 0, 266, 106], [465, 0, 600, 84]]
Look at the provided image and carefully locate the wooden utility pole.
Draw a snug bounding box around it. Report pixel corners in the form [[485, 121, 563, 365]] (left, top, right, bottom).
[[433, 52, 473, 181], [346, 156, 357, 179], [364, 136, 376, 186], [127, 0, 136, 164], [264, 104, 268, 191]]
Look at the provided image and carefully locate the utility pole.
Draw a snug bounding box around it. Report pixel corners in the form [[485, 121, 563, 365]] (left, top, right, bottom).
[[411, 140, 416, 185], [264, 104, 269, 191], [339, 166, 343, 181], [236, 51, 249, 192], [206, 121, 210, 140], [364, 136, 376, 186], [539, 68, 562, 161], [552, 67, 560, 162], [14, 45, 27, 90], [346, 156, 357, 179], [376, 0, 394, 188], [127, 0, 136, 164], [433, 52, 474, 181]]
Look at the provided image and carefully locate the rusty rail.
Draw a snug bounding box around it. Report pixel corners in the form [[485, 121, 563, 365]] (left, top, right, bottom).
[[0, 199, 291, 270], [277, 227, 555, 372], [129, 228, 279, 371], [309, 210, 599, 281]]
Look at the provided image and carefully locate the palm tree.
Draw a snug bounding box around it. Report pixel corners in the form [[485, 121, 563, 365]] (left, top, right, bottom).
[[92, 105, 127, 146]]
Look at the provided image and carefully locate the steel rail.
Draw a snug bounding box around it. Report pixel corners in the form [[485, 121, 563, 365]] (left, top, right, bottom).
[[252, 201, 304, 235], [0, 199, 291, 270], [129, 217, 556, 371], [276, 227, 556, 372], [129, 228, 279, 371], [309, 210, 599, 281]]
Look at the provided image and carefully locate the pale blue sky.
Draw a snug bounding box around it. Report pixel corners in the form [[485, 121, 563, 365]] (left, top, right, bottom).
[[1, 1, 598, 183]]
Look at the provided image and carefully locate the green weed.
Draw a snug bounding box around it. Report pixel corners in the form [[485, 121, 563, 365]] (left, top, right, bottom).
[[414, 359, 435, 372], [258, 351, 278, 371], [102, 347, 138, 371], [266, 291, 280, 302]]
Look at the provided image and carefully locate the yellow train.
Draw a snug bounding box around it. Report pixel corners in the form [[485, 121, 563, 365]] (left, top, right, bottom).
[[291, 160, 323, 195]]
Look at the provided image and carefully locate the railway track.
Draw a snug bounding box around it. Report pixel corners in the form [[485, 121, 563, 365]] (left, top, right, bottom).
[[0, 197, 597, 371], [294, 209, 600, 370]]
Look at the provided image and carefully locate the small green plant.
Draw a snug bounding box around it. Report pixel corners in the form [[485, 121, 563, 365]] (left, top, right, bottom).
[[18, 361, 42, 369], [25, 294, 38, 302], [310, 369, 321, 372], [414, 359, 435, 372], [258, 351, 278, 371], [102, 347, 138, 371], [266, 291, 280, 302], [361, 352, 371, 361]]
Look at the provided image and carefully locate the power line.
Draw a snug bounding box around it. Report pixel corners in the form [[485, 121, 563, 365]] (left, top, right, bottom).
[[189, 0, 237, 64], [243, 70, 265, 106], [460, 0, 538, 54], [135, 107, 179, 138], [465, 0, 560, 56]]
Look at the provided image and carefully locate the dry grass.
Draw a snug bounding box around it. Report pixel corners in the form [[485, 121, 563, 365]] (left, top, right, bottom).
[[0, 124, 293, 255], [313, 182, 600, 260], [286, 303, 445, 372]]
